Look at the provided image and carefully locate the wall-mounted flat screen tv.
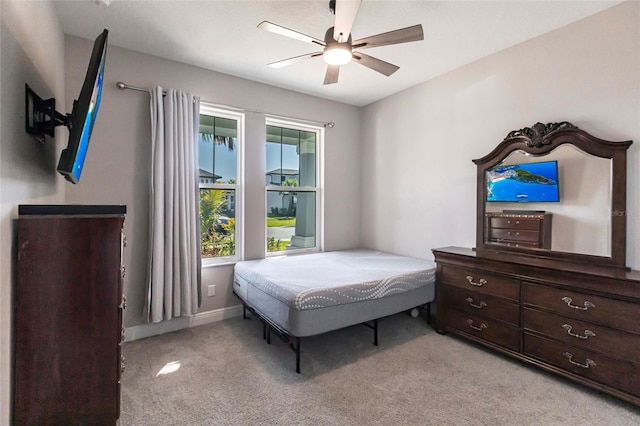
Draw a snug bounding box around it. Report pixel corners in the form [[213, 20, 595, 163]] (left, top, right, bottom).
[[57, 29, 108, 183], [486, 160, 559, 202]]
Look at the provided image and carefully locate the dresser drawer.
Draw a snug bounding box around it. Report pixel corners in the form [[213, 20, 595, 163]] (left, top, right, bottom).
[[524, 333, 640, 397], [439, 308, 520, 352], [522, 308, 640, 365], [522, 283, 639, 334], [441, 266, 519, 301], [489, 228, 540, 243], [441, 285, 519, 325], [489, 216, 541, 230], [487, 240, 540, 248]]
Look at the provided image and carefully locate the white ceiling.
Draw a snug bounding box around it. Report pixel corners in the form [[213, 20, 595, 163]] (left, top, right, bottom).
[[53, 0, 621, 107]]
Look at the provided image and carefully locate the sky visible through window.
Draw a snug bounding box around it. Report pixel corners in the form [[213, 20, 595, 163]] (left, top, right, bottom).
[[267, 142, 299, 174], [198, 137, 300, 182], [198, 136, 237, 182]]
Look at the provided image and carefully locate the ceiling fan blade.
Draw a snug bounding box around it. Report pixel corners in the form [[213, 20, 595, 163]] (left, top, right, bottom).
[[352, 52, 399, 76], [258, 21, 325, 47], [333, 0, 362, 43], [268, 52, 323, 69], [353, 24, 424, 50], [323, 65, 340, 85]]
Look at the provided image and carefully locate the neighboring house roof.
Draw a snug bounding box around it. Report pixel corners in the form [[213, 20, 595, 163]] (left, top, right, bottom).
[[266, 168, 299, 176], [199, 169, 222, 180]]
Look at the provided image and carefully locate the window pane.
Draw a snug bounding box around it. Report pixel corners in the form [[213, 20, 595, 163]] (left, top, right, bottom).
[[200, 189, 235, 258], [299, 131, 316, 187], [214, 141, 236, 183], [199, 115, 237, 183], [266, 125, 316, 188], [266, 139, 282, 185], [266, 190, 315, 252], [198, 133, 214, 184]]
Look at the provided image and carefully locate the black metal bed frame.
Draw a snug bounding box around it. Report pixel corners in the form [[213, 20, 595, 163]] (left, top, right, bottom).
[[234, 291, 431, 374]]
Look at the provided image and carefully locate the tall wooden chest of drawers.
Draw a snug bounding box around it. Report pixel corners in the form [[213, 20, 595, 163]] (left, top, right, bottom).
[[14, 205, 126, 424], [433, 246, 640, 406]]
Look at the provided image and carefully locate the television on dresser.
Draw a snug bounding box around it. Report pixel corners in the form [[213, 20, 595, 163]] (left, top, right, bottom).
[[486, 160, 560, 202], [25, 29, 109, 184]]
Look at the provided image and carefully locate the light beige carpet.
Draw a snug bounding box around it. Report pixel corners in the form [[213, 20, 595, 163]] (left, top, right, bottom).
[[120, 312, 639, 425]]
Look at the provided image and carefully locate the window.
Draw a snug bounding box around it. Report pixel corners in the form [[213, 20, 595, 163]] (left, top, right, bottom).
[[198, 106, 243, 264], [266, 119, 322, 254]]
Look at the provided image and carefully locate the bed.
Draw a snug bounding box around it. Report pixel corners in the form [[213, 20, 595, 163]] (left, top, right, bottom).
[[233, 249, 436, 372]]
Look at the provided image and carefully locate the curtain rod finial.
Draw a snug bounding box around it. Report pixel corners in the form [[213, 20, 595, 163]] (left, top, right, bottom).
[[325, 122, 335, 128], [116, 82, 127, 90]]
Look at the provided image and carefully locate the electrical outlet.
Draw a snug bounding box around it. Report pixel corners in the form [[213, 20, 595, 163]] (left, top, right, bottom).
[[207, 285, 216, 297]]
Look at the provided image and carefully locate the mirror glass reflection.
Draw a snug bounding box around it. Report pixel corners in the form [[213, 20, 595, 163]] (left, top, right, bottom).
[[485, 144, 611, 257]]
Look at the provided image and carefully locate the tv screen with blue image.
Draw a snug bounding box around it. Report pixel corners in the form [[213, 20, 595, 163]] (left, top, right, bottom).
[[57, 29, 108, 184], [486, 160, 559, 202]]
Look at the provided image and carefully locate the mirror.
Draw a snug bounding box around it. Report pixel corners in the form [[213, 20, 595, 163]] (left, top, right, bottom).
[[474, 121, 631, 269], [485, 145, 611, 257]]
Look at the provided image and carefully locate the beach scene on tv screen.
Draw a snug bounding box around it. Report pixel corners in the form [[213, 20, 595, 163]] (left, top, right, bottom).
[[486, 161, 559, 202]]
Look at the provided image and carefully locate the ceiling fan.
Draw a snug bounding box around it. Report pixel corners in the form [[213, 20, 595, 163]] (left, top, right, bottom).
[[258, 0, 424, 85]]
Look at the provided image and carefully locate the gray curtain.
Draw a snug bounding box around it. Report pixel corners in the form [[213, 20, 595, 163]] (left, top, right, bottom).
[[147, 86, 201, 323]]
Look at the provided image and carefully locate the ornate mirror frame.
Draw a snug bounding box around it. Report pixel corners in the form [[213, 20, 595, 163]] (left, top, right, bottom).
[[473, 121, 632, 269]]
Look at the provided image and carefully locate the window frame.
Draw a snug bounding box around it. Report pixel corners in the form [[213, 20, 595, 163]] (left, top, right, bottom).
[[265, 117, 324, 257], [199, 104, 245, 267]]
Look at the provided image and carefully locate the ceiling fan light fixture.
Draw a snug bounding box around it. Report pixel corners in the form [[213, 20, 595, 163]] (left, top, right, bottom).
[[323, 44, 352, 65]]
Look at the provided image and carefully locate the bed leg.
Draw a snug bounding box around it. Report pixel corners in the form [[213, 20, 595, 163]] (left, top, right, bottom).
[[267, 327, 271, 344], [243, 306, 247, 320], [295, 337, 301, 374], [426, 303, 432, 325], [373, 319, 378, 346]]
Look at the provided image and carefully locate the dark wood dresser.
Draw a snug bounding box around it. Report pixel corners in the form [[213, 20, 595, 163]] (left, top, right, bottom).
[[433, 246, 640, 405], [14, 205, 126, 424], [436, 122, 638, 406], [485, 212, 551, 249]]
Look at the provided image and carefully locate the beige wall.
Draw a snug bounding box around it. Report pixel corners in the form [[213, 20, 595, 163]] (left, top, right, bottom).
[[361, 1, 640, 269], [63, 36, 363, 330], [0, 1, 66, 423]]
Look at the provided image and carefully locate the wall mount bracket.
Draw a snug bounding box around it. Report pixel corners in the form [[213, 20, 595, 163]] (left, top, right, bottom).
[[25, 84, 71, 144]]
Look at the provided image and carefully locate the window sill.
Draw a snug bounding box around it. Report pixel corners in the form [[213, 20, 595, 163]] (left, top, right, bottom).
[[266, 247, 319, 257], [201, 258, 238, 269]]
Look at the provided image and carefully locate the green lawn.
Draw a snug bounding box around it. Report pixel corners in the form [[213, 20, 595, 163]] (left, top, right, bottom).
[[267, 216, 295, 227]]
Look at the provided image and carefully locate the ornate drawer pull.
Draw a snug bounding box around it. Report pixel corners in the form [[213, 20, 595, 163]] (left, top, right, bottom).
[[507, 231, 520, 237], [563, 352, 596, 369], [123, 235, 128, 247], [120, 295, 127, 310], [121, 266, 127, 279], [562, 324, 595, 340], [506, 220, 520, 225], [466, 275, 487, 287], [465, 297, 487, 309], [466, 319, 487, 331], [561, 297, 595, 311], [121, 327, 126, 342], [121, 354, 126, 373]]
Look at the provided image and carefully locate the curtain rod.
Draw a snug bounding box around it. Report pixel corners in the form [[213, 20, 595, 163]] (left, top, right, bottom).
[[115, 81, 335, 128]]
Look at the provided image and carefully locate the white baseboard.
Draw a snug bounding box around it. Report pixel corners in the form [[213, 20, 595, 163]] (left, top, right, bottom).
[[125, 304, 244, 342]]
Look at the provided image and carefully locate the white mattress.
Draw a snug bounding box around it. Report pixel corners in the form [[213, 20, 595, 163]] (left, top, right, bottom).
[[234, 249, 435, 310], [234, 249, 435, 336]]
